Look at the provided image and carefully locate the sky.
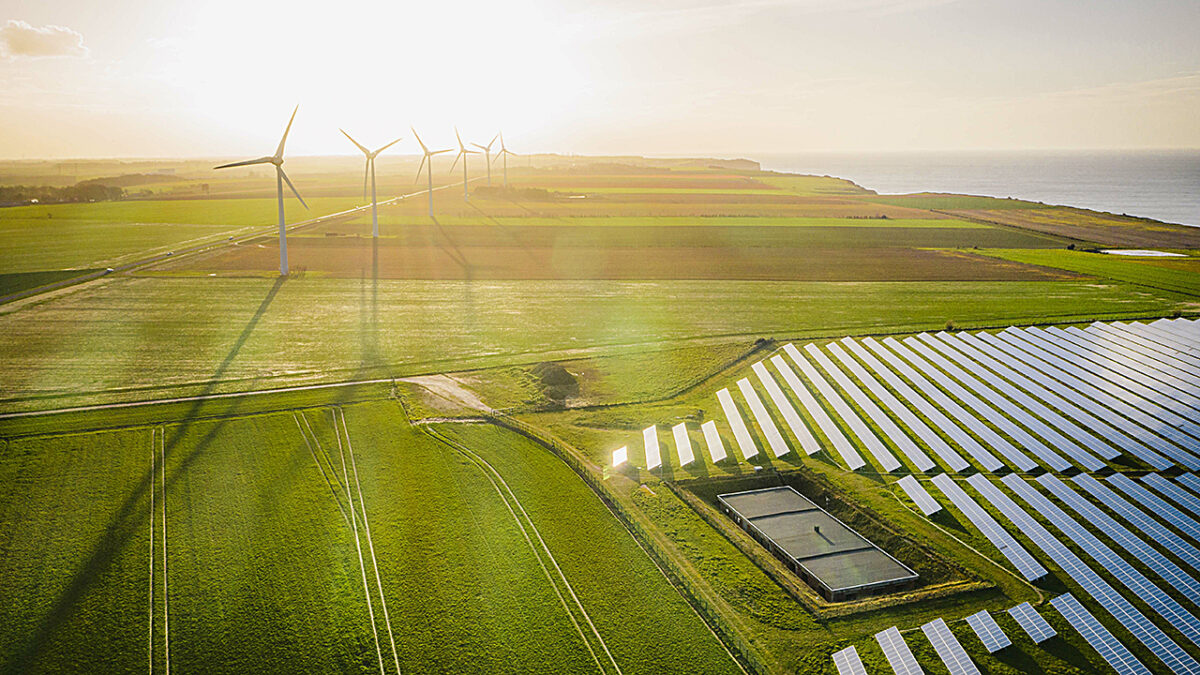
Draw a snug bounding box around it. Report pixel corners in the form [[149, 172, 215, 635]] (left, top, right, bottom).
[[0, 0, 1198, 158]]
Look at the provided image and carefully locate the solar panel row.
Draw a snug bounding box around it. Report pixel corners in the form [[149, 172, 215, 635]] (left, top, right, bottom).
[[930, 474, 1046, 581], [716, 387, 759, 461], [1090, 323, 1200, 381], [751, 361, 819, 455], [1051, 593, 1151, 675], [965, 610, 1010, 653], [1067, 326, 1200, 403], [700, 420, 728, 464], [643, 426, 661, 470], [1143, 473, 1200, 519], [1074, 473, 1200, 574], [672, 422, 695, 467], [769, 353, 865, 470], [875, 626, 923, 675], [832, 645, 867, 675], [966, 474, 1200, 675], [1008, 602, 1055, 644], [736, 377, 790, 459], [1108, 474, 1200, 548], [898, 475, 941, 516], [922, 618, 979, 675]]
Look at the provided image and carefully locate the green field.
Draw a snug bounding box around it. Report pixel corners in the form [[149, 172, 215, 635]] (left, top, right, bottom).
[[981, 248, 1200, 296]]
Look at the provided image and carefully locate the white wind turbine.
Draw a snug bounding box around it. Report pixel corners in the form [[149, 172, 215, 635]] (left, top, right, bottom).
[[492, 132, 517, 188], [340, 129, 402, 238], [411, 127, 451, 217], [215, 105, 308, 276], [448, 127, 478, 201], [471, 133, 500, 186]]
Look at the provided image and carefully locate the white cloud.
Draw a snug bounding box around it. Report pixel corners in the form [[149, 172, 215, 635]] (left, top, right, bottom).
[[0, 20, 88, 60]]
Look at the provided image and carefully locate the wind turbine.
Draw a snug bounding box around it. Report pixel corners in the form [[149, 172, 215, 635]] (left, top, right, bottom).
[[471, 133, 499, 186], [215, 105, 308, 276], [340, 129, 402, 238], [492, 132, 517, 188], [411, 127, 451, 217], [448, 127, 478, 202]]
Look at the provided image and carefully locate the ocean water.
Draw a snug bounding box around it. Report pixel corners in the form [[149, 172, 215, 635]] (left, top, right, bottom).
[[755, 150, 1200, 227]]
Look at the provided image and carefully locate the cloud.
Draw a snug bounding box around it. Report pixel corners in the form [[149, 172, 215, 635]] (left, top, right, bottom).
[[0, 20, 88, 60]]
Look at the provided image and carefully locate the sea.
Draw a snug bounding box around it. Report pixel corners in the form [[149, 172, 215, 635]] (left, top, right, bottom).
[[754, 150, 1200, 228]]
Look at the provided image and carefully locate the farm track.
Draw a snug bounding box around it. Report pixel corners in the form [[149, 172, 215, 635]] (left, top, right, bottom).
[[147, 428, 155, 675], [337, 407, 402, 675], [421, 422, 622, 675], [292, 412, 350, 527]]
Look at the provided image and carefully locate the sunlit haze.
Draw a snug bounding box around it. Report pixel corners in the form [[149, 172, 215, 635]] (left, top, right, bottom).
[[2, 0, 1199, 158]]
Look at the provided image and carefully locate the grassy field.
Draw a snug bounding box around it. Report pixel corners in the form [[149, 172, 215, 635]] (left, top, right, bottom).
[[980, 248, 1200, 296]]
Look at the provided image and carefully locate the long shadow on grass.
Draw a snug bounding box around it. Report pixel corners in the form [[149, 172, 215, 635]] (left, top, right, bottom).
[[3, 276, 286, 673]]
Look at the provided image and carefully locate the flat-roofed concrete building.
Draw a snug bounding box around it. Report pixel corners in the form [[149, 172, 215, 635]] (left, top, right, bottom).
[[718, 485, 918, 601]]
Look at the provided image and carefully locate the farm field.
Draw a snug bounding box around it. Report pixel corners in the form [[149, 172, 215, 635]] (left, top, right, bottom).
[[0, 394, 740, 673]]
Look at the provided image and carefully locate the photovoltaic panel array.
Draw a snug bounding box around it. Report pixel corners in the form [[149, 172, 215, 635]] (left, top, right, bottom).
[[700, 420, 727, 463], [1108, 473, 1200, 547], [672, 422, 695, 466], [832, 645, 867, 675], [1051, 593, 1151, 675], [643, 425, 661, 470], [1007, 602, 1055, 643], [1143, 473, 1200, 517], [967, 474, 1200, 674], [965, 610, 1010, 653], [931, 474, 1046, 581], [769, 353, 865, 470], [716, 387, 758, 461], [922, 618, 979, 675], [1074, 473, 1200, 573], [751, 361, 819, 455], [737, 377, 790, 458], [898, 475, 941, 516], [875, 626, 923, 675], [784, 344, 900, 471]]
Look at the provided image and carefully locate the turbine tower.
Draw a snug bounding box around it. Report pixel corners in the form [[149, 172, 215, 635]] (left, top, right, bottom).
[[215, 105, 308, 276], [340, 129, 402, 238], [449, 127, 478, 201], [493, 132, 517, 188], [411, 127, 451, 217], [471, 133, 500, 186]]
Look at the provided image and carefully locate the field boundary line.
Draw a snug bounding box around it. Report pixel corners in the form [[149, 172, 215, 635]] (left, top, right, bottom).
[[337, 408, 401, 674], [292, 412, 350, 526], [160, 426, 170, 675], [421, 423, 622, 675], [148, 427, 155, 675], [332, 409, 386, 674], [419, 423, 608, 674]]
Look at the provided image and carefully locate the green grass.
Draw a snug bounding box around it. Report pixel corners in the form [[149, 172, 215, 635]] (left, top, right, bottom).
[[867, 194, 1050, 210], [0, 197, 362, 273], [0, 269, 102, 296], [0, 276, 1186, 412], [980, 248, 1200, 296], [341, 215, 993, 228]]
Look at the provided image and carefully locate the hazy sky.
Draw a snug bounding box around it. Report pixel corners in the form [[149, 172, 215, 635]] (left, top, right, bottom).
[[1, 0, 1198, 158]]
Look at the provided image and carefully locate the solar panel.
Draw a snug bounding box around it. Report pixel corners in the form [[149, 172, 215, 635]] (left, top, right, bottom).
[[851, 338, 1005, 472], [898, 475, 942, 516], [1039, 474, 1200, 612], [1008, 602, 1055, 643], [968, 474, 1200, 674], [1118, 321, 1200, 359], [1051, 594, 1151, 675], [1091, 323, 1200, 378], [1178, 473, 1200, 500], [671, 422, 695, 466], [1108, 473, 1200, 547], [922, 618, 979, 675], [768, 354, 865, 470], [931, 474, 1046, 581], [871, 337, 1038, 471], [716, 388, 758, 461], [875, 626, 923, 675], [1056, 324, 1200, 408], [833, 339, 971, 472], [1143, 473, 1200, 517], [737, 377, 790, 458], [784, 344, 900, 471], [805, 343, 934, 471], [832, 645, 867, 675], [826, 342, 966, 472], [750, 361, 819, 455], [642, 426, 662, 470], [1005, 328, 1200, 445], [1074, 473, 1200, 574], [1069, 327, 1200, 400], [945, 331, 1162, 468], [986, 330, 1200, 468], [700, 420, 727, 463], [1002, 473, 1200, 651], [611, 446, 627, 467], [916, 329, 1113, 461], [903, 335, 1084, 471], [965, 610, 1010, 653]]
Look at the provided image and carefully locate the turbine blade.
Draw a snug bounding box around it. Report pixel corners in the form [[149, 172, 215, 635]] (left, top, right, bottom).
[[471, 142, 487, 151], [499, 131, 505, 151], [275, 105, 299, 159], [341, 128, 369, 155], [214, 156, 274, 170], [449, 151, 462, 173], [278, 166, 308, 209], [454, 126, 464, 150], [374, 137, 403, 155], [415, 155, 427, 183], [431, 148, 453, 156], [489, 132, 499, 149], [410, 127, 429, 154]]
